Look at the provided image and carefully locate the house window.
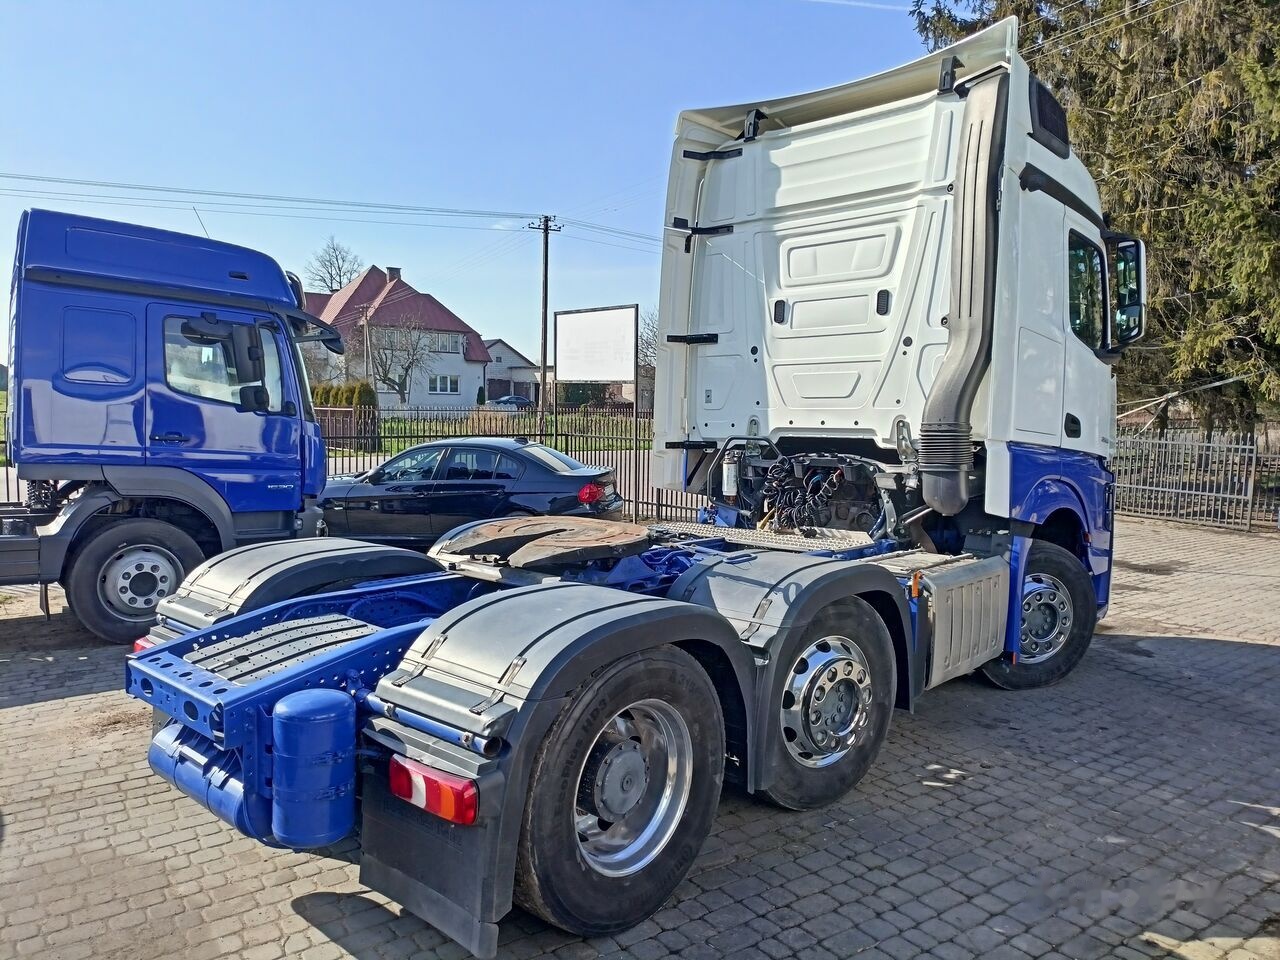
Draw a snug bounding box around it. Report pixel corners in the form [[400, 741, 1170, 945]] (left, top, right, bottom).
[[429, 332, 463, 353], [495, 355, 502, 363], [428, 375, 461, 394]]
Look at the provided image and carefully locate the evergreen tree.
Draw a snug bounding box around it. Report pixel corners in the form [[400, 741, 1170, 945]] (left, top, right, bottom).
[[911, 0, 1280, 427]]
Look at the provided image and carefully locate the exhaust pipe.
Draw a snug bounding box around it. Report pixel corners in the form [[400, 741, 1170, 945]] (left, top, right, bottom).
[[919, 70, 1009, 517]]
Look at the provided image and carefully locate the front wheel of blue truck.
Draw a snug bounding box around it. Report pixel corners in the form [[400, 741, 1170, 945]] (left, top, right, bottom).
[[980, 540, 1098, 690], [65, 519, 204, 644], [514, 645, 725, 936]]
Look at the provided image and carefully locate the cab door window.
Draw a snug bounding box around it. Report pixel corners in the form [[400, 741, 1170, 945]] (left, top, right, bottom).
[[163, 315, 285, 410], [1067, 232, 1107, 350]]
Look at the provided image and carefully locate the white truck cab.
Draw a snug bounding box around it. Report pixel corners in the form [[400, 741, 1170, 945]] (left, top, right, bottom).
[[653, 18, 1144, 537]]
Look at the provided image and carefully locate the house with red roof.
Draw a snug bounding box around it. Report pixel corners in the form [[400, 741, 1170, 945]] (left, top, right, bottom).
[[304, 266, 491, 408]]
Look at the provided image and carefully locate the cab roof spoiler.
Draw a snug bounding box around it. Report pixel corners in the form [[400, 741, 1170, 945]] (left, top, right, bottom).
[[677, 18, 1018, 137]]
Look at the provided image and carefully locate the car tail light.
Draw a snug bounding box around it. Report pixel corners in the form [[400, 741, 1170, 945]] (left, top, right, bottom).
[[578, 482, 605, 505], [133, 636, 157, 653], [388, 754, 478, 825]]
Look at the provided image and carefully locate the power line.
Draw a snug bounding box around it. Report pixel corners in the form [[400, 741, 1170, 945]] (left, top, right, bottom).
[[0, 187, 536, 233], [0, 171, 537, 221], [558, 233, 661, 255], [1024, 0, 1157, 53], [1020, 0, 1094, 37], [1026, 0, 1189, 62]]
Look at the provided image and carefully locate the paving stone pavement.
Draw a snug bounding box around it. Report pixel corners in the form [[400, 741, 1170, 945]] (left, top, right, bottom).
[[1, 517, 1278, 960]]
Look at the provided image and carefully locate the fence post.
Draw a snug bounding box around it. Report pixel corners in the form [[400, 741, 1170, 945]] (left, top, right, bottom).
[[1245, 436, 1257, 532]]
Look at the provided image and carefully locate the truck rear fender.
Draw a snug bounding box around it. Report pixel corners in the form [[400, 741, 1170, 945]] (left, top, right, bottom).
[[152, 536, 442, 638], [667, 550, 916, 792], [360, 581, 755, 958]]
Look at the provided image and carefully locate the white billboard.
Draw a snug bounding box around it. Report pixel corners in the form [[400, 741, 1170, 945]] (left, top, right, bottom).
[[554, 304, 638, 383]]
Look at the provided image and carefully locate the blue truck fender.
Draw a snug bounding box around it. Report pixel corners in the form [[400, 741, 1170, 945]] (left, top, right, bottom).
[[30, 467, 238, 582], [101, 466, 238, 549], [358, 580, 755, 959], [667, 549, 917, 788], [32, 487, 122, 581]]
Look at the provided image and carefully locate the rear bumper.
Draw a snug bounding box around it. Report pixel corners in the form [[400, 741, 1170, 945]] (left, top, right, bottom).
[[568, 496, 626, 521]]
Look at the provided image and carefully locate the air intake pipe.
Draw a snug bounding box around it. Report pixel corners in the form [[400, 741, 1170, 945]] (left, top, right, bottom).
[[918, 70, 1009, 517]]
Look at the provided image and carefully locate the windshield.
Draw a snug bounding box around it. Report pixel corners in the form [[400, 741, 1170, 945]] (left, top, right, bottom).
[[521, 444, 589, 473]]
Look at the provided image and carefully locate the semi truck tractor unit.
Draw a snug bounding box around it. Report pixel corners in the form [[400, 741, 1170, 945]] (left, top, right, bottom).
[[1, 210, 343, 641], [125, 20, 1145, 959]]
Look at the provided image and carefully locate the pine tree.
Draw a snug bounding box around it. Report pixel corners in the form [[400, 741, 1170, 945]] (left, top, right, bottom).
[[911, 0, 1280, 427]]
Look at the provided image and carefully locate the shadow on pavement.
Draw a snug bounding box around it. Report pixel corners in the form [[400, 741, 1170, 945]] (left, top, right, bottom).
[[292, 890, 560, 959], [0, 606, 126, 708]]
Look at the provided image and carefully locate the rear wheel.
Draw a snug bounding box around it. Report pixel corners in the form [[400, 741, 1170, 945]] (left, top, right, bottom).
[[65, 520, 204, 644], [515, 646, 724, 936], [760, 599, 896, 810], [980, 540, 1097, 690]]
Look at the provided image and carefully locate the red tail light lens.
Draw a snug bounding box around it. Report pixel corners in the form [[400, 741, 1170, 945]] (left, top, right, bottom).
[[133, 636, 157, 653], [578, 482, 605, 505], [388, 754, 478, 825]]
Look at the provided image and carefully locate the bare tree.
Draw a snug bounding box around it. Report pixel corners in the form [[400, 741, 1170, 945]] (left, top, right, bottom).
[[639, 307, 660, 368], [305, 236, 363, 293], [347, 315, 437, 404]]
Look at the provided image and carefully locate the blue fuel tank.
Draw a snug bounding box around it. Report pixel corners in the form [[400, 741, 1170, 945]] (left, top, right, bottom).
[[148, 721, 274, 841], [270, 689, 357, 848]]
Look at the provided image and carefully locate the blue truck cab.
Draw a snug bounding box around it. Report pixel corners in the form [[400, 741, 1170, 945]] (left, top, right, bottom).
[[2, 209, 343, 642]]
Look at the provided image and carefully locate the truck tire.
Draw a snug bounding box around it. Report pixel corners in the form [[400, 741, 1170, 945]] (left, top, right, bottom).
[[760, 598, 896, 811], [514, 645, 724, 936], [980, 540, 1097, 690], [66, 519, 204, 644]]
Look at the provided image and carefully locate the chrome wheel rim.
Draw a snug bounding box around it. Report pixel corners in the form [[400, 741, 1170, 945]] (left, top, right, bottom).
[[780, 636, 872, 768], [574, 698, 693, 877], [1020, 572, 1073, 663], [99, 544, 181, 619]]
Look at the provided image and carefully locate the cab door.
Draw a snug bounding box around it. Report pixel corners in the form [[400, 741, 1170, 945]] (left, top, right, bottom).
[[1061, 218, 1116, 457], [146, 305, 303, 529]]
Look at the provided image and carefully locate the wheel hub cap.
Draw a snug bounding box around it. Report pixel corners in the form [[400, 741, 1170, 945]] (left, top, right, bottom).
[[100, 545, 181, 619], [590, 739, 648, 820], [780, 636, 872, 768], [1019, 572, 1073, 663], [575, 699, 693, 878]]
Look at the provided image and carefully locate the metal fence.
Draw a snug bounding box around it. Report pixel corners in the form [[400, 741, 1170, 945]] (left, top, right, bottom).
[[1113, 427, 1279, 530], [317, 405, 703, 523], [5, 398, 1277, 531]]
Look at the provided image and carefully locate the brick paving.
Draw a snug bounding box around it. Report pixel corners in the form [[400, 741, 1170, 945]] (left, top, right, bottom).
[[1, 517, 1278, 960]]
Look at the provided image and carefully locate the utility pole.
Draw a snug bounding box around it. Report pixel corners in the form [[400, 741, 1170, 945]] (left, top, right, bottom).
[[527, 214, 561, 423]]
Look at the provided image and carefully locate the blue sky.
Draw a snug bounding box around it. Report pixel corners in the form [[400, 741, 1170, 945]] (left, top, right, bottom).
[[1, 0, 923, 363]]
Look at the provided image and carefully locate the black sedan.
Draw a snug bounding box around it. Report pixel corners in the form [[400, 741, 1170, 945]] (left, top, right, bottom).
[[321, 437, 625, 549], [489, 395, 534, 408]]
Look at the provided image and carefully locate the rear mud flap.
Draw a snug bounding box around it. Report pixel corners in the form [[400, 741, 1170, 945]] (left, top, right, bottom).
[[359, 771, 504, 958]]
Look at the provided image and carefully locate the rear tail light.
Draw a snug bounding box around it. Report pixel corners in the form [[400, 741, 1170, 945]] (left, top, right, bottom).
[[388, 754, 478, 825], [133, 636, 157, 653], [578, 482, 605, 505]]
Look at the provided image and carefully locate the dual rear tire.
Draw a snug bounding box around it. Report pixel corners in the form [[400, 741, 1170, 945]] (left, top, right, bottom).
[[515, 600, 899, 935]]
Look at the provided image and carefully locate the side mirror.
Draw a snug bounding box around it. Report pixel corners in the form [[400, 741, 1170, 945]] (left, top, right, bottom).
[[230, 324, 266, 383], [237, 384, 270, 413], [1107, 236, 1146, 349]]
